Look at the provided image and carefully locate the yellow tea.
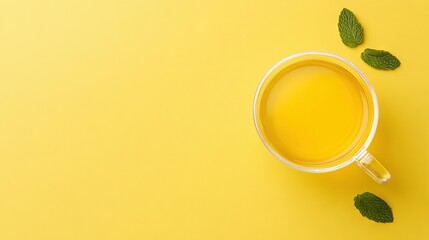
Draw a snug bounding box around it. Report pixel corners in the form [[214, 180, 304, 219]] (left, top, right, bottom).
[[257, 59, 374, 166]]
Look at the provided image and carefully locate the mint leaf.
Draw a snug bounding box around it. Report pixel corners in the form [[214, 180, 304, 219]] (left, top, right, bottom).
[[338, 8, 364, 48], [354, 192, 393, 223], [361, 48, 401, 70]]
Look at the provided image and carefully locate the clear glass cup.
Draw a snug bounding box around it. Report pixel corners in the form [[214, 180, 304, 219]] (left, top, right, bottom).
[[253, 51, 390, 184]]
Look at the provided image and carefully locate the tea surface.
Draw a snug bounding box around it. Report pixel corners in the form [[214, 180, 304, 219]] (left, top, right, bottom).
[[259, 60, 370, 165]]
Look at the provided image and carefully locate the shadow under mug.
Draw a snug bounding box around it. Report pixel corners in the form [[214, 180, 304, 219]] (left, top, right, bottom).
[[253, 52, 390, 184]]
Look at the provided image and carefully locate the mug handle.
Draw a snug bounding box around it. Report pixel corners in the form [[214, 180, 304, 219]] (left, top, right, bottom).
[[355, 151, 391, 184]]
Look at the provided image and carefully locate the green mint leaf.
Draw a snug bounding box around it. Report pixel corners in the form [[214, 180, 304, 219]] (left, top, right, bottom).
[[338, 8, 364, 48], [354, 192, 393, 223], [361, 48, 401, 70]]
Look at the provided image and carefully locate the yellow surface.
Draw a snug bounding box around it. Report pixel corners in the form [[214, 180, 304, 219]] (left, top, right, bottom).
[[258, 59, 369, 164], [0, 0, 428, 239]]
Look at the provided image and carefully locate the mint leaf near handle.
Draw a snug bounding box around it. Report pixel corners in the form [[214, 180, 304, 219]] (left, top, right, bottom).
[[361, 48, 401, 70], [354, 192, 394, 223], [338, 8, 364, 48]]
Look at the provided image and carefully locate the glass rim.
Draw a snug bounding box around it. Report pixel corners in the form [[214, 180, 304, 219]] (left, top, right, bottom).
[[253, 51, 379, 173]]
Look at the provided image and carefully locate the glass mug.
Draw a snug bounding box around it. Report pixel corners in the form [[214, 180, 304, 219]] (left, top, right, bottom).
[[253, 52, 390, 184]]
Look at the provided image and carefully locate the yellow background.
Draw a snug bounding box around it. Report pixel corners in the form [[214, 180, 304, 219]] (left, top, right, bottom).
[[0, 0, 428, 239]]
